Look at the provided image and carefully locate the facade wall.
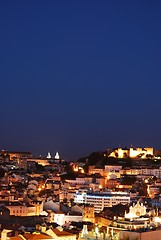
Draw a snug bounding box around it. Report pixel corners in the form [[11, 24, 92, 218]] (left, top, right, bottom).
[[120, 167, 161, 178], [6, 205, 27, 216], [27, 158, 50, 166], [83, 206, 95, 223], [6, 204, 41, 216], [53, 213, 82, 226], [74, 193, 130, 212], [95, 216, 111, 227]]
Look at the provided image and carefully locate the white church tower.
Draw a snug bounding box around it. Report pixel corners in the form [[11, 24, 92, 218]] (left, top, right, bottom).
[[47, 152, 52, 159], [55, 152, 60, 160]]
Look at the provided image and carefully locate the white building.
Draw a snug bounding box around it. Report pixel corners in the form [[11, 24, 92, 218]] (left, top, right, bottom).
[[125, 201, 147, 219], [74, 191, 130, 213], [48, 211, 82, 226]]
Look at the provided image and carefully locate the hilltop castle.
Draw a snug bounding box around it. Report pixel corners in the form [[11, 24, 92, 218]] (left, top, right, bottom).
[[109, 147, 153, 158]]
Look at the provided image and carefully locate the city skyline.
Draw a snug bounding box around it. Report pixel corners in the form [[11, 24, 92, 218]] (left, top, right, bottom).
[[0, 1, 161, 161]]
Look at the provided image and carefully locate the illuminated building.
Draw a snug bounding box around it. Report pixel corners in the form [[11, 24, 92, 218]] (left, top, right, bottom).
[[74, 191, 130, 213], [125, 201, 146, 219], [83, 205, 95, 223], [27, 158, 50, 167], [147, 185, 160, 198], [0, 150, 32, 160], [5, 201, 43, 216], [109, 147, 154, 158]]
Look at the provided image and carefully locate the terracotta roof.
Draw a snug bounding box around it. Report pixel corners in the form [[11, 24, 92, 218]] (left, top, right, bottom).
[[0, 233, 52, 240], [52, 228, 75, 237], [0, 236, 24, 240], [10, 237, 24, 240], [24, 233, 52, 240]]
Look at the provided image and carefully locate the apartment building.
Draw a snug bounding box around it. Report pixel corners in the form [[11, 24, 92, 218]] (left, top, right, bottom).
[[74, 191, 130, 212]]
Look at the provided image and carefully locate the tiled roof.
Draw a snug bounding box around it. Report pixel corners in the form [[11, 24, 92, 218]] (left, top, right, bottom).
[[52, 228, 75, 237], [0, 236, 24, 240], [9, 237, 24, 240], [24, 233, 52, 240]]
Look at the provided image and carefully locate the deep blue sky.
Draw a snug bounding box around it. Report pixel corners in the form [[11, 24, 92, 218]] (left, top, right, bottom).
[[0, 1, 161, 161]]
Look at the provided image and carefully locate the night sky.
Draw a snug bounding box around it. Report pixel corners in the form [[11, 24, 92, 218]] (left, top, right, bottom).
[[0, 1, 161, 161]]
